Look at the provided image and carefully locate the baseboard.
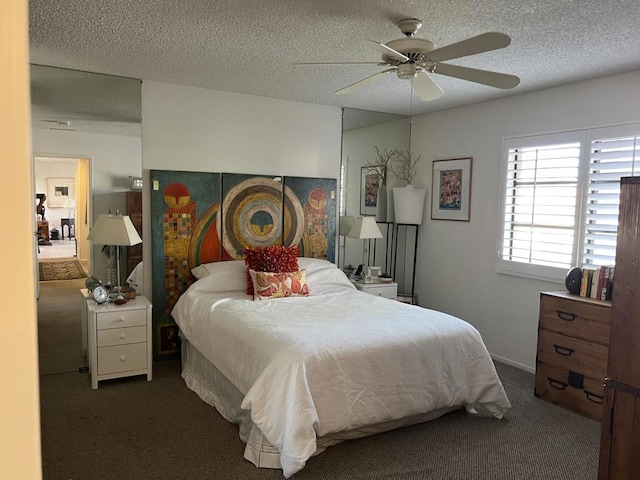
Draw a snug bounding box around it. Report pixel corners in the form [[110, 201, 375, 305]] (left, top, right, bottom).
[[490, 353, 535, 374]]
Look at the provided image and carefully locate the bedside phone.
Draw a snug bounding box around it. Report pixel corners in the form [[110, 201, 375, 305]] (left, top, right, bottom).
[[354, 264, 363, 278]]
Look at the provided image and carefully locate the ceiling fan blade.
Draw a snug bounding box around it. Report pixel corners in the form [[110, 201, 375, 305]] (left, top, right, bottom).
[[412, 71, 444, 101], [335, 68, 396, 95], [363, 40, 409, 62], [426, 32, 512, 62], [294, 62, 381, 66], [435, 63, 520, 89]]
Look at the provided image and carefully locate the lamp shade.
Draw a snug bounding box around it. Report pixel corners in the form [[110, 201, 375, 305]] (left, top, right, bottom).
[[348, 216, 383, 239], [339, 215, 355, 236], [87, 213, 111, 241], [89, 214, 142, 246]]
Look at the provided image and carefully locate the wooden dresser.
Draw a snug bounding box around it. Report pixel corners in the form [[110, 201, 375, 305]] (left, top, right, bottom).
[[535, 291, 611, 420]]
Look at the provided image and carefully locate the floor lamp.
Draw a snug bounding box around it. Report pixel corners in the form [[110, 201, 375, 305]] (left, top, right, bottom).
[[88, 213, 142, 292], [348, 216, 383, 273]]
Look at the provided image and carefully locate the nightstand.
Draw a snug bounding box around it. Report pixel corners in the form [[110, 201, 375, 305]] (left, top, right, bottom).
[[351, 279, 397, 300], [86, 296, 153, 389]]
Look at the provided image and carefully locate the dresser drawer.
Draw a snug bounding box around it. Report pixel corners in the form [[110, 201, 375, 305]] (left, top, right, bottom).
[[539, 294, 610, 345], [535, 362, 605, 421], [98, 326, 147, 348], [96, 309, 147, 330], [537, 329, 608, 380], [97, 343, 147, 375]]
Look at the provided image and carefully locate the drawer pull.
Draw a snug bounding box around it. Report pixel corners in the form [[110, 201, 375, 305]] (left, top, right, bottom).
[[553, 344, 575, 356], [547, 377, 568, 390], [556, 310, 577, 321], [120, 333, 126, 339], [585, 391, 604, 404], [120, 355, 126, 362]]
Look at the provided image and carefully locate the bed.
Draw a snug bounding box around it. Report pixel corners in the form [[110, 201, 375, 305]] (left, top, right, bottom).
[[172, 257, 511, 478]]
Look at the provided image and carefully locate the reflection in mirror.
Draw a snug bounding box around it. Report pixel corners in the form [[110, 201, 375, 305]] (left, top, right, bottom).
[[31, 65, 142, 285], [339, 108, 410, 277]]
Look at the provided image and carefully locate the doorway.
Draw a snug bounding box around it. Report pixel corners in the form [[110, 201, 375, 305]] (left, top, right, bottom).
[[34, 155, 90, 272]]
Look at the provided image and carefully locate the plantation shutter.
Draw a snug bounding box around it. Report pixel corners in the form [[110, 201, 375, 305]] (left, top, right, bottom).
[[583, 132, 640, 267]]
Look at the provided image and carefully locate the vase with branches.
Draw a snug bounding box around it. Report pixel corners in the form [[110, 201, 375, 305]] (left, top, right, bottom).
[[388, 143, 421, 185], [388, 144, 426, 225]]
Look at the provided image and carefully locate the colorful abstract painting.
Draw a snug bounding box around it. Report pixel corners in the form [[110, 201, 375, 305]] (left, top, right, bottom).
[[150, 170, 221, 358], [284, 176, 336, 263], [221, 173, 286, 259]]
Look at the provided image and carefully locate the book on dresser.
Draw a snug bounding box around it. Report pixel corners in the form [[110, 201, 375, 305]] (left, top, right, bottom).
[[534, 290, 611, 420]]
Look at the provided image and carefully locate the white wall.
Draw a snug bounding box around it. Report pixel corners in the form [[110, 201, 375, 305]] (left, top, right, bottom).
[[140, 81, 342, 300], [410, 69, 640, 371], [141, 81, 341, 177], [32, 129, 142, 280]]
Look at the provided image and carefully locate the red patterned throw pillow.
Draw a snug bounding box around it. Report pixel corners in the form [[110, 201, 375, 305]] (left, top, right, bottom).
[[243, 245, 300, 295], [249, 269, 310, 300]]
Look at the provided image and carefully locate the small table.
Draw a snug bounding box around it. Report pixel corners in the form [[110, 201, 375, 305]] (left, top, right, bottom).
[[86, 296, 153, 389], [61, 218, 75, 240]]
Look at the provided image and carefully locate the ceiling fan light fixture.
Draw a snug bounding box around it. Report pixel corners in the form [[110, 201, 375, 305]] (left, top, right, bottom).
[[396, 63, 418, 80], [396, 18, 423, 37]]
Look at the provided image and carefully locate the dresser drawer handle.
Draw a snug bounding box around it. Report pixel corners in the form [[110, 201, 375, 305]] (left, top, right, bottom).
[[556, 310, 577, 321], [547, 377, 568, 390], [120, 333, 126, 339], [120, 355, 126, 362], [584, 391, 604, 404], [553, 344, 575, 356]]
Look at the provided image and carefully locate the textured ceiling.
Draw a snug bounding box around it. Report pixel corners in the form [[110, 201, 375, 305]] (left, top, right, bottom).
[[29, 0, 640, 131]]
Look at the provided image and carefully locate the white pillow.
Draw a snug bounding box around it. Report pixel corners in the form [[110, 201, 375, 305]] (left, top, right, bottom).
[[296, 257, 337, 273], [190, 260, 247, 292], [191, 260, 245, 279]]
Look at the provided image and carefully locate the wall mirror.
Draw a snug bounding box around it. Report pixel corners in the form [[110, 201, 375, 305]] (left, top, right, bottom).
[[339, 108, 410, 276], [31, 64, 143, 285]]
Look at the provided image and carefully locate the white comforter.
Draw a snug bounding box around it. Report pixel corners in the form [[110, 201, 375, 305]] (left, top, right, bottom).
[[172, 262, 511, 477]]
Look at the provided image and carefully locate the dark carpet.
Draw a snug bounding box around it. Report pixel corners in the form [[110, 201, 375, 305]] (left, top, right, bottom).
[[38, 280, 601, 480]]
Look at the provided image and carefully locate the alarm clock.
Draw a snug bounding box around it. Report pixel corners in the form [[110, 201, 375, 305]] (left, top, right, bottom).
[[91, 285, 110, 304]]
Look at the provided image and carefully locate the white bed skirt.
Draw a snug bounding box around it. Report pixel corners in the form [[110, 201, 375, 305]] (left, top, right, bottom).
[[181, 338, 462, 473]]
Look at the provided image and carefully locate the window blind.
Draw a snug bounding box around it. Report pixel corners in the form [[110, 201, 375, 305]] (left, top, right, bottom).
[[583, 134, 640, 266], [501, 142, 580, 270]]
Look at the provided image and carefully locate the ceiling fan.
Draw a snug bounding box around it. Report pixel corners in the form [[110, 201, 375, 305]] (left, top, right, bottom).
[[297, 18, 520, 101]]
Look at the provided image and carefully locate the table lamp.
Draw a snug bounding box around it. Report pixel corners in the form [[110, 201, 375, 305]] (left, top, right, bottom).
[[88, 213, 142, 293], [348, 216, 383, 274]]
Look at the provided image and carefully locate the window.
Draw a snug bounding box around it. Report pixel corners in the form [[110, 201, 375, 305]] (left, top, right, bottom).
[[497, 124, 640, 282]]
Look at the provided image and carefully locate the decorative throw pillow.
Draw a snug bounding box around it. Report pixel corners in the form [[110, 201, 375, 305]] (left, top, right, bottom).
[[244, 245, 300, 295], [249, 269, 310, 300]]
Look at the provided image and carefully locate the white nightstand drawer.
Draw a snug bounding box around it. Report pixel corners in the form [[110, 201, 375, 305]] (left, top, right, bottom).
[[97, 343, 147, 375], [364, 285, 396, 299], [98, 326, 147, 347], [96, 309, 146, 330]]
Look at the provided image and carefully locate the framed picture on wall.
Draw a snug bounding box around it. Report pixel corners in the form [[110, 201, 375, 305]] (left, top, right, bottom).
[[431, 157, 473, 221], [360, 167, 381, 216], [46, 177, 75, 208]]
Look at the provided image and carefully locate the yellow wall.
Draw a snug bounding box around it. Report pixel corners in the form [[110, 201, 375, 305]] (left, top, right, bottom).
[[0, 0, 43, 477]]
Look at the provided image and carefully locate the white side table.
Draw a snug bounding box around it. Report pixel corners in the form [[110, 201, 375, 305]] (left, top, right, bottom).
[[87, 296, 153, 389], [351, 279, 398, 300]]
